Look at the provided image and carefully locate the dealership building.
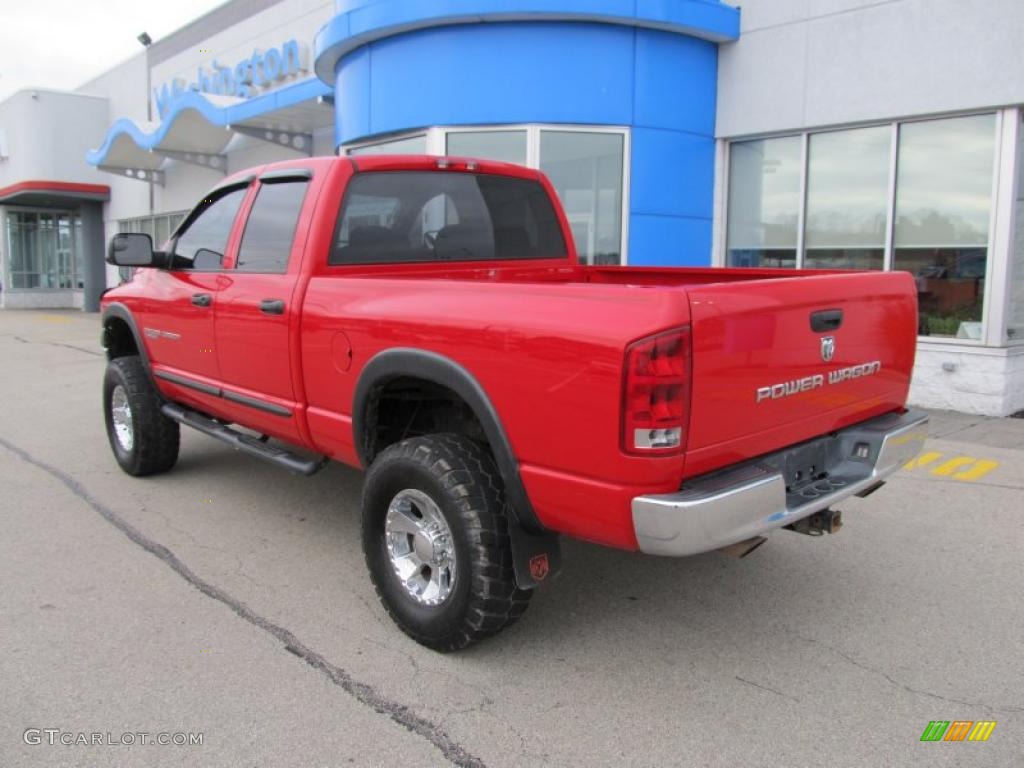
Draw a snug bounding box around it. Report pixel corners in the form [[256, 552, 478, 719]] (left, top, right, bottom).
[[0, 0, 1022, 415]]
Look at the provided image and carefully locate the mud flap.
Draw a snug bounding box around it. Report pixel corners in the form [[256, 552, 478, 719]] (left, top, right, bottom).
[[508, 522, 562, 590]]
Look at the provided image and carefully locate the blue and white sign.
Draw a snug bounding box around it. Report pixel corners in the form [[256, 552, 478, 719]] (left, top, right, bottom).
[[154, 40, 309, 118]]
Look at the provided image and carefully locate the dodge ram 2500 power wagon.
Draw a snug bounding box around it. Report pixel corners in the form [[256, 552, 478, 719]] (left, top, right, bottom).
[[101, 155, 929, 651]]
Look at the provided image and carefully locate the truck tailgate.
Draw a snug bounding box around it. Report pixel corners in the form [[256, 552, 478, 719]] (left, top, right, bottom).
[[683, 271, 918, 478]]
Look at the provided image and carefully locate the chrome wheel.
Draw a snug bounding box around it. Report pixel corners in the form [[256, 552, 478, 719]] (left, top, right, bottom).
[[384, 489, 456, 606], [110, 384, 134, 452]]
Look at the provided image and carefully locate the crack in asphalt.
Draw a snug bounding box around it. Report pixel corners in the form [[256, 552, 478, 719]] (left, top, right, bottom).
[[0, 435, 487, 768], [50, 341, 104, 357], [790, 632, 1024, 716], [734, 675, 798, 702], [141, 502, 276, 592], [1, 333, 103, 357], [929, 421, 987, 439]]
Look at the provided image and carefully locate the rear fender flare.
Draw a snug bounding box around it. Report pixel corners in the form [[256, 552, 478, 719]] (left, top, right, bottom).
[[353, 348, 561, 589], [353, 348, 540, 529]]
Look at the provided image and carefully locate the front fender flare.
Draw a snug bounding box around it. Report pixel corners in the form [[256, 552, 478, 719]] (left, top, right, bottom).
[[101, 303, 152, 373]]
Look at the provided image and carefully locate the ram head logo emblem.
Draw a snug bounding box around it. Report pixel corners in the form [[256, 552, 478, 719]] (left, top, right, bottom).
[[821, 336, 836, 363]]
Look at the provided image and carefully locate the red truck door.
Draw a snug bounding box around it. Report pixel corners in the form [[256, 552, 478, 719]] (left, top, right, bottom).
[[139, 184, 248, 403], [212, 173, 312, 443]]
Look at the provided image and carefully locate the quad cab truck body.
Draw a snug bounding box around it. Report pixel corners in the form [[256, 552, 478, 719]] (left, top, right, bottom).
[[101, 155, 929, 650]]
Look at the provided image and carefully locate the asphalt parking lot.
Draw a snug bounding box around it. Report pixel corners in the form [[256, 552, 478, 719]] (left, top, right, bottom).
[[1, 309, 1021, 768]]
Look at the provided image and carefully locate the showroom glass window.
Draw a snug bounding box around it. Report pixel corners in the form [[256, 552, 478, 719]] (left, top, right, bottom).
[[347, 134, 427, 156], [119, 211, 188, 249], [725, 113, 999, 340], [894, 115, 996, 338], [5, 210, 81, 289], [1009, 123, 1024, 343], [539, 130, 624, 265], [804, 126, 890, 270], [726, 137, 801, 268], [446, 130, 527, 166]]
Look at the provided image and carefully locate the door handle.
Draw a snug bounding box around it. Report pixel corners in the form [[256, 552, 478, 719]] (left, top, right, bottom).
[[810, 308, 843, 332], [259, 299, 285, 315], [191, 293, 212, 307]]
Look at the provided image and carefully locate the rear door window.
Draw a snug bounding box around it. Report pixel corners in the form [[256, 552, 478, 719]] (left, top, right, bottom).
[[236, 180, 310, 273], [330, 171, 568, 265]]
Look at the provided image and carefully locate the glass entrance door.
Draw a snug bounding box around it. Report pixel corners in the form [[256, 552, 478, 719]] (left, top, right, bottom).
[[5, 209, 81, 290]]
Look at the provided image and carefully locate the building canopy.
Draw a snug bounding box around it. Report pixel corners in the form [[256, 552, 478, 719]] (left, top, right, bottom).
[[86, 78, 333, 185]]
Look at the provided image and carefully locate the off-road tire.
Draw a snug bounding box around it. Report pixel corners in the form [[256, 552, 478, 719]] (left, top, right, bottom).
[[362, 434, 531, 651], [103, 355, 179, 476]]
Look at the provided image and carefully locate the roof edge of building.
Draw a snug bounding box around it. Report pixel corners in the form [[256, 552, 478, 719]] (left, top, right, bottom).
[[313, 0, 741, 85]]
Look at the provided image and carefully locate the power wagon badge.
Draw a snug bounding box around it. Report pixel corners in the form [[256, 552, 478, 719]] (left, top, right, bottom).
[[756, 361, 882, 403]]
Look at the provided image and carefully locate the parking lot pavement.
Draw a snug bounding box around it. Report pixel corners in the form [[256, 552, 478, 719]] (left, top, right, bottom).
[[1, 309, 1021, 768]]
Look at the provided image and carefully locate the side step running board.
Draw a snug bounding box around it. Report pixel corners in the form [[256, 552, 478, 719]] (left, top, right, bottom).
[[161, 403, 327, 476]]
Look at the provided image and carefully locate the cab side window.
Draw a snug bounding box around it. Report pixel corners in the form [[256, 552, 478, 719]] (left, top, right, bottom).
[[171, 187, 247, 270], [236, 180, 310, 273]]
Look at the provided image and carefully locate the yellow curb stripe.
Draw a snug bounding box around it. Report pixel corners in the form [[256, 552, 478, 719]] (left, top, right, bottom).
[[930, 457, 977, 477], [904, 451, 943, 470], [952, 459, 999, 481]]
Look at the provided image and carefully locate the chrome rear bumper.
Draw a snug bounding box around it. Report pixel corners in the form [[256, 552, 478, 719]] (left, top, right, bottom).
[[631, 410, 929, 556]]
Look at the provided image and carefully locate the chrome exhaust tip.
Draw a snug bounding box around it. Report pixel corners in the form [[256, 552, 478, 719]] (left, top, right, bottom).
[[717, 536, 768, 559]]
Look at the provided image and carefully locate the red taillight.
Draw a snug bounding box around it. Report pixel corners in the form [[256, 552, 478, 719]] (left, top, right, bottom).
[[622, 328, 691, 454]]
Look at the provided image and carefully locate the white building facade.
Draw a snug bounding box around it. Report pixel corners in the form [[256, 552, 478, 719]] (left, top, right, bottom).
[[714, 0, 1024, 414], [0, 0, 1021, 415]]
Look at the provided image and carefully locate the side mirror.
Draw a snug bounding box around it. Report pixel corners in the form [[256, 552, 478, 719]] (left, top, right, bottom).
[[107, 233, 168, 268], [193, 248, 224, 270]]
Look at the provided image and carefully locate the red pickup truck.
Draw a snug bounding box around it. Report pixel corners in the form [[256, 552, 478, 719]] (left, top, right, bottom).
[[101, 155, 929, 650]]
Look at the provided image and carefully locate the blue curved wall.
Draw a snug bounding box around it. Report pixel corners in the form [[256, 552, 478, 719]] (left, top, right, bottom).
[[315, 1, 740, 266]]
